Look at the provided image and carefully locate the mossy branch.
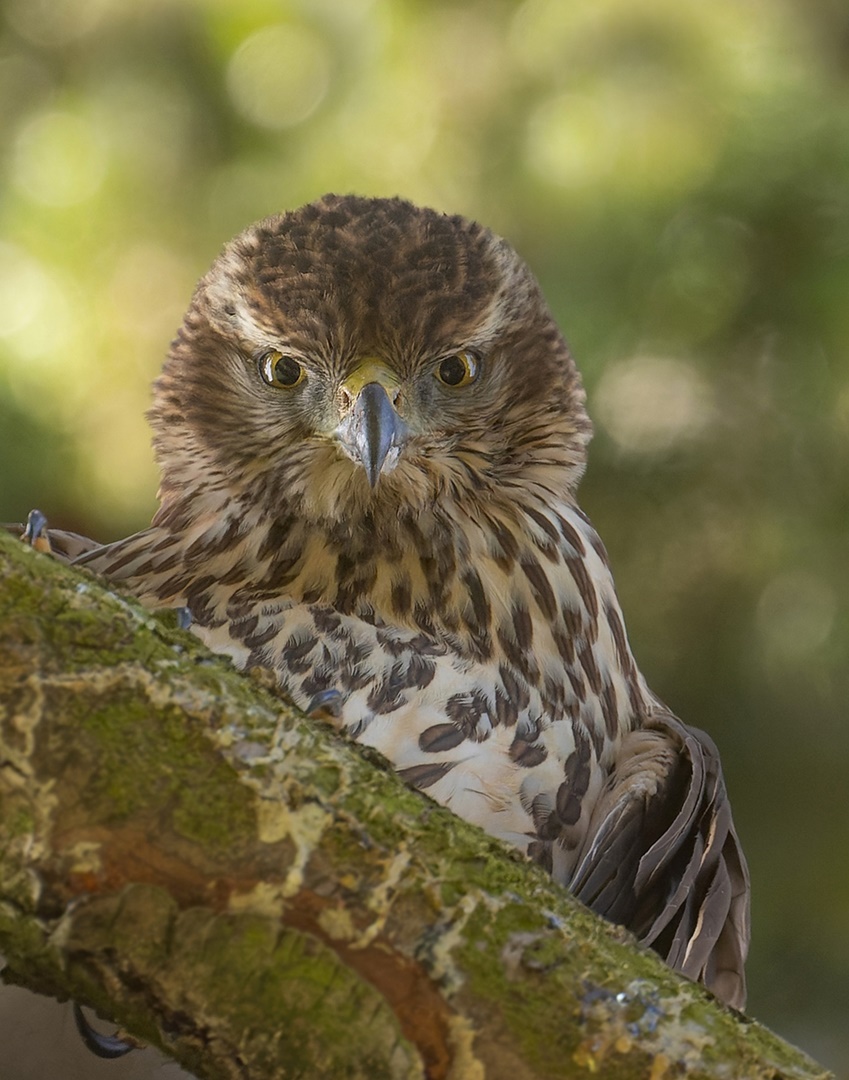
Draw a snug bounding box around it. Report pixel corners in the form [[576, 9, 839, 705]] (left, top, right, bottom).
[[0, 532, 831, 1080]]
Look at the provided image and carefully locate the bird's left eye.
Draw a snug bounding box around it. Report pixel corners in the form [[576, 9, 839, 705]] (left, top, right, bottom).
[[435, 351, 479, 387], [259, 349, 305, 388]]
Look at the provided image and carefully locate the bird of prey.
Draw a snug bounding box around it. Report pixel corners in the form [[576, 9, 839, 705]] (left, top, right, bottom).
[[20, 194, 750, 1009]]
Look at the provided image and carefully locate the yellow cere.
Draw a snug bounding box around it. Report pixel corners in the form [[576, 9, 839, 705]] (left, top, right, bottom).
[[341, 358, 402, 399]]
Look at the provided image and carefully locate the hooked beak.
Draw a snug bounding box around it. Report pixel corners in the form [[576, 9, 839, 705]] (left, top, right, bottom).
[[335, 361, 409, 487]]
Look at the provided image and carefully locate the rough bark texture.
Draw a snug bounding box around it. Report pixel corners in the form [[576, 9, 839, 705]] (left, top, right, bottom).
[[0, 532, 832, 1080]]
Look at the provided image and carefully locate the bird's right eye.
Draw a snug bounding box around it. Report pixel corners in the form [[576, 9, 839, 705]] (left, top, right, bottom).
[[259, 350, 305, 388]]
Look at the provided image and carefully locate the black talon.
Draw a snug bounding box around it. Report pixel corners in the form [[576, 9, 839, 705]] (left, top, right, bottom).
[[307, 688, 344, 719], [72, 1001, 138, 1059], [22, 509, 51, 553], [176, 606, 193, 629]]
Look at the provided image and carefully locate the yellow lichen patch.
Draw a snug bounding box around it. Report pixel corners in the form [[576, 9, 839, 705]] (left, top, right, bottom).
[[227, 881, 289, 918], [0, 670, 58, 901], [254, 797, 331, 897], [364, 845, 411, 914], [66, 840, 104, 876], [3, 673, 45, 765], [649, 1052, 672, 1080], [347, 844, 412, 949], [317, 905, 358, 942], [572, 1043, 601, 1072], [445, 1014, 486, 1080], [424, 891, 480, 988]]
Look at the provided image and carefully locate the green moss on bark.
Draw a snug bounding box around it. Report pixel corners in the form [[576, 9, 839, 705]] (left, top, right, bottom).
[[0, 533, 833, 1080]]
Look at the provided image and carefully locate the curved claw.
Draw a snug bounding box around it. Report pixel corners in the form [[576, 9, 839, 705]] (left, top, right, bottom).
[[73, 1002, 139, 1059], [307, 688, 344, 720], [176, 606, 193, 630], [22, 509, 52, 554]]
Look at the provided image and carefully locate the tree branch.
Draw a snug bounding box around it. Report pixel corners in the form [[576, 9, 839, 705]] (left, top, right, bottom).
[[0, 532, 831, 1079]]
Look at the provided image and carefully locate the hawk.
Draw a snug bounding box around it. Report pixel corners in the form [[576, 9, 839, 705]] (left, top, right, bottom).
[[21, 194, 750, 1008]]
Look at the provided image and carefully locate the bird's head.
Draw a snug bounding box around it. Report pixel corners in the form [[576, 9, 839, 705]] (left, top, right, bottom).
[[150, 195, 591, 536]]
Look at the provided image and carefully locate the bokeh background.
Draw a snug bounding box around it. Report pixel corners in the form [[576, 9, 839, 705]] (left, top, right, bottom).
[[0, 0, 847, 1075]]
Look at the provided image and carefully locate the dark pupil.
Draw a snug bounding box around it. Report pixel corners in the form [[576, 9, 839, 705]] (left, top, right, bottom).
[[274, 355, 301, 385], [440, 355, 467, 385]]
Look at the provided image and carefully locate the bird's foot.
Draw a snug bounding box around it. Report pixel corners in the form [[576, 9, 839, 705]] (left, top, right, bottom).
[[307, 688, 344, 721], [21, 509, 53, 555], [245, 668, 344, 722], [73, 1002, 142, 1058]]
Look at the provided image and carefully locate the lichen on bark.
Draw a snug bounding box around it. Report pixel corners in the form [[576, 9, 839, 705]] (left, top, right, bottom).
[[0, 533, 833, 1079]]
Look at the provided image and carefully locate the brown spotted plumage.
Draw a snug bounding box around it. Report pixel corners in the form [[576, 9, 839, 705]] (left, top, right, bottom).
[[23, 195, 750, 1007]]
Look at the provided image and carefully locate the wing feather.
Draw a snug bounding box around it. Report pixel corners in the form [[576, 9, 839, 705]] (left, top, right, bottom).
[[569, 708, 750, 1008]]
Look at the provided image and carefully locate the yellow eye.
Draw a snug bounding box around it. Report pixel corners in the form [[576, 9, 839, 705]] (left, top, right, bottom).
[[259, 349, 305, 388], [435, 351, 479, 387]]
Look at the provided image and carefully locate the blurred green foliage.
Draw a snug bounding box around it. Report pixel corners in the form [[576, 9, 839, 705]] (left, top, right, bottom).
[[1, 0, 847, 1072]]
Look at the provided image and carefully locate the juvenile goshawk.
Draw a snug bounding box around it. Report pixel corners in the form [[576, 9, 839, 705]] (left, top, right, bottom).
[[26, 194, 750, 1008]]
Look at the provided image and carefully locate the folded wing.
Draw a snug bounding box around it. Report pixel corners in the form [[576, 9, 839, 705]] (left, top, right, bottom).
[[569, 708, 750, 1009]]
